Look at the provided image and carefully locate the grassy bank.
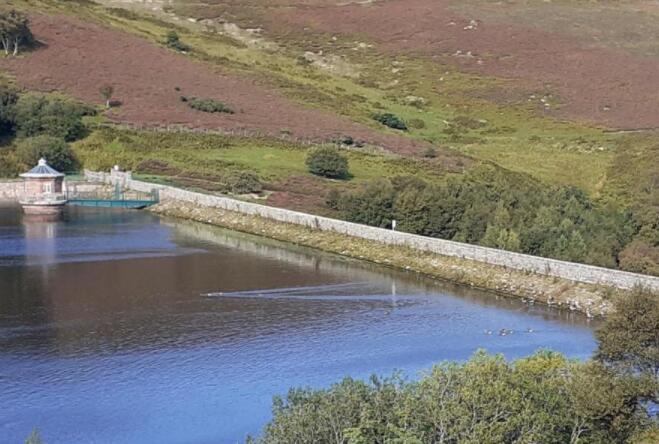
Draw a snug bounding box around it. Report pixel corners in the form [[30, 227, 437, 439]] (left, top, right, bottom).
[[152, 199, 618, 317]]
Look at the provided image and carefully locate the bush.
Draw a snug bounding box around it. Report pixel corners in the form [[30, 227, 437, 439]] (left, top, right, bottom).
[[408, 118, 426, 129], [305, 146, 349, 179], [15, 135, 76, 172], [421, 146, 437, 158], [372, 112, 407, 131], [224, 170, 262, 194], [13, 93, 92, 141], [183, 96, 234, 114], [165, 31, 189, 52]]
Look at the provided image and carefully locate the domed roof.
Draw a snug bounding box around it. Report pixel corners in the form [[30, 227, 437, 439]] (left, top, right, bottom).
[[20, 158, 64, 178]]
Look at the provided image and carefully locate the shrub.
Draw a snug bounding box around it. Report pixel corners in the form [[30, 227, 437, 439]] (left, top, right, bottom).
[[183, 96, 234, 114], [15, 135, 76, 172], [325, 189, 341, 209], [306, 146, 349, 179], [408, 118, 426, 129], [421, 146, 437, 158], [165, 31, 189, 52], [224, 171, 262, 194], [372, 112, 407, 131]]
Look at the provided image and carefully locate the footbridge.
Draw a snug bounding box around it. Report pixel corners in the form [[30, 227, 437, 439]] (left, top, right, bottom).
[[67, 183, 159, 209]]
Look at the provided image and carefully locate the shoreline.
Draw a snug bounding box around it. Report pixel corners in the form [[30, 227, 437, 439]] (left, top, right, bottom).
[[151, 200, 620, 317]]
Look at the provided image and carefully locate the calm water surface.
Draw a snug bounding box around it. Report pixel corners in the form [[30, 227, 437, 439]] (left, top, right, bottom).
[[0, 203, 597, 443]]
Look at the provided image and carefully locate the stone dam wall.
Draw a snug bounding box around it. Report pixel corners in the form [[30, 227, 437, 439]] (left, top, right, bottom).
[[86, 170, 659, 291], [0, 180, 106, 201], [0, 180, 20, 200]]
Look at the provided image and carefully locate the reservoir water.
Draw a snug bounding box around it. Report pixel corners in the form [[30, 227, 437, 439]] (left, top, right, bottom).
[[0, 204, 597, 443]]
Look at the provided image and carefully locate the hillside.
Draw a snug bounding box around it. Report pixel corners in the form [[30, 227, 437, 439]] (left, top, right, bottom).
[[0, 0, 656, 275]]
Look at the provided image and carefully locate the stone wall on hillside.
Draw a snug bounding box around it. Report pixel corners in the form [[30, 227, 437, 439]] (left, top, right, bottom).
[[87, 170, 659, 291]]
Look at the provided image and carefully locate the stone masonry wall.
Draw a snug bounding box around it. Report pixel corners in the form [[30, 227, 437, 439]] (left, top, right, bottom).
[[0, 181, 20, 200], [88, 170, 659, 291]]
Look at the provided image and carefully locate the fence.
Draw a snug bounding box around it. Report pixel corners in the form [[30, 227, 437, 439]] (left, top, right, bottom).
[[86, 170, 659, 291]]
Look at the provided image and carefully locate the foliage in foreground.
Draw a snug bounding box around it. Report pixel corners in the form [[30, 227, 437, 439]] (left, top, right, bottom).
[[256, 289, 659, 443], [259, 353, 652, 444]]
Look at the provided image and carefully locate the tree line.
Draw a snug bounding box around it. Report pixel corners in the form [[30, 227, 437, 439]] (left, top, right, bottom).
[[0, 84, 94, 175], [326, 165, 657, 275]]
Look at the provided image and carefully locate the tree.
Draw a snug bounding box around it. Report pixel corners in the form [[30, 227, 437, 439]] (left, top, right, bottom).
[[0, 9, 32, 56], [0, 82, 18, 136], [596, 287, 659, 380], [99, 85, 114, 109], [338, 179, 395, 228], [305, 146, 349, 179], [165, 30, 189, 52], [15, 135, 76, 172], [13, 92, 91, 141]]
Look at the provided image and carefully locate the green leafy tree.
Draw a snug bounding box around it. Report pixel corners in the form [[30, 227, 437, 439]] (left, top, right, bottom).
[[306, 146, 349, 179], [13, 93, 91, 141], [0, 82, 18, 136], [338, 179, 395, 228], [15, 135, 76, 172], [0, 9, 32, 56], [596, 288, 659, 380]]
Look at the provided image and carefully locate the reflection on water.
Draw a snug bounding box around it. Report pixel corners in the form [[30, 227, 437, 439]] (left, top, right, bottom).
[[0, 203, 597, 444]]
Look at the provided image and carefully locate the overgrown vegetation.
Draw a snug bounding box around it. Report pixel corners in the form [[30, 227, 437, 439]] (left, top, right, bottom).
[[305, 146, 349, 179], [329, 164, 650, 271], [256, 288, 659, 443]]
